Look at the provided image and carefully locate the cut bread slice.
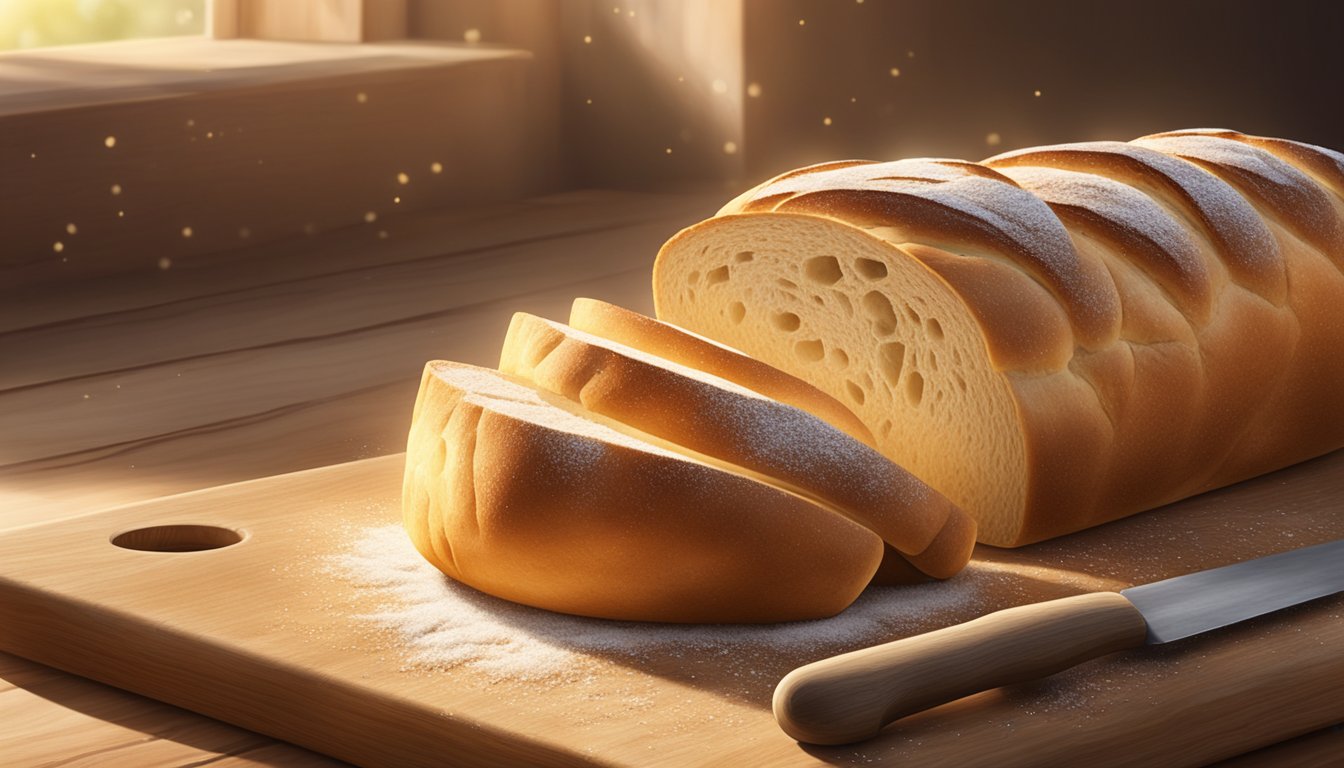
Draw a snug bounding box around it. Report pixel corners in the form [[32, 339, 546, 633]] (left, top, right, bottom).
[[402, 361, 884, 623], [653, 213, 1029, 545], [498, 311, 976, 580], [568, 298, 875, 446]]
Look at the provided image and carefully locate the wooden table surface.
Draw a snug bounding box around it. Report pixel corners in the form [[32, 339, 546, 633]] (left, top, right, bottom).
[[1, 188, 1340, 767]]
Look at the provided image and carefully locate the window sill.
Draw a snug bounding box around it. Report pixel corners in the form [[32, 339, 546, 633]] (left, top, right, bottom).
[[0, 36, 529, 118]]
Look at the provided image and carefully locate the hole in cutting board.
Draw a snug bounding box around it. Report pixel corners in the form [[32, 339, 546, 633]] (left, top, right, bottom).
[[111, 525, 245, 553]]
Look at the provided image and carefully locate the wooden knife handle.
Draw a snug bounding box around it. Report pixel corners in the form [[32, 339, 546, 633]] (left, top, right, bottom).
[[773, 591, 1149, 745]]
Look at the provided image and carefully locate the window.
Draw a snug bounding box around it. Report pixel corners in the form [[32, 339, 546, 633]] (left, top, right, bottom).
[[0, 0, 205, 51]]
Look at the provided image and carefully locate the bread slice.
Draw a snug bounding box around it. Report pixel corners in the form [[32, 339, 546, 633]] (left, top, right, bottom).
[[568, 298, 875, 446], [651, 130, 1344, 546], [498, 311, 975, 580], [402, 361, 883, 623]]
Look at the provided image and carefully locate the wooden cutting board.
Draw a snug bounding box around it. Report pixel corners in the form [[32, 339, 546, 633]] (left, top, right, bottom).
[[1, 452, 1341, 767]]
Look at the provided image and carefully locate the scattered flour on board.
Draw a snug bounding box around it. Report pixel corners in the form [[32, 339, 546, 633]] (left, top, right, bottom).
[[329, 524, 1009, 682]]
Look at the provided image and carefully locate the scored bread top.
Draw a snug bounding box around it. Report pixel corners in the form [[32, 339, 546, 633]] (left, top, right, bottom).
[[569, 298, 875, 445], [718, 129, 1344, 374], [500, 311, 975, 579]]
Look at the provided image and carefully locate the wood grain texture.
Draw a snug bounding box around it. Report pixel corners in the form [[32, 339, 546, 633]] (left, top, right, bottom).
[[0, 189, 715, 767], [1, 453, 1342, 767], [0, 189, 720, 527]]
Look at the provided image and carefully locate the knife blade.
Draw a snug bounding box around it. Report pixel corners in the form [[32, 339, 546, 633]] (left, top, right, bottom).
[[773, 539, 1344, 745]]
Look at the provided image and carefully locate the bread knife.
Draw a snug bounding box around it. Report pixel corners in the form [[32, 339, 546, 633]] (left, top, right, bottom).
[[773, 538, 1344, 745]]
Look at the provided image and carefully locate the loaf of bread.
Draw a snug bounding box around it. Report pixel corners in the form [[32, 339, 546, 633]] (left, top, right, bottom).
[[653, 128, 1344, 547]]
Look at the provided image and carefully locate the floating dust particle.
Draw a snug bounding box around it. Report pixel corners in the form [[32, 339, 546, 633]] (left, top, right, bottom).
[[110, 183, 122, 195], [1034, 89, 1042, 97], [430, 161, 443, 174], [181, 226, 193, 238], [331, 524, 995, 683], [52, 241, 64, 253], [186, 118, 195, 126], [583, 35, 592, 44], [82, 393, 89, 399], [664, 147, 673, 154], [907, 49, 915, 58], [890, 67, 901, 77], [66, 223, 77, 235], [798, 19, 806, 26], [746, 82, 763, 98], [104, 136, 116, 148], [158, 257, 172, 270], [823, 116, 833, 126], [393, 196, 401, 204], [364, 211, 378, 223], [397, 172, 409, 185], [463, 28, 481, 44], [356, 92, 368, 103], [239, 227, 251, 238], [711, 79, 728, 94], [117, 210, 124, 217], [585, 98, 593, 105], [378, 230, 389, 240], [986, 132, 1002, 146], [723, 141, 738, 155]]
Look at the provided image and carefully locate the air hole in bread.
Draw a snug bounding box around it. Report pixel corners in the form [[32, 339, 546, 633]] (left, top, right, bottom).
[[928, 351, 939, 371], [953, 372, 967, 392], [905, 305, 922, 324], [772, 311, 801, 332], [803, 255, 844, 286], [879, 341, 905, 386], [926, 318, 944, 340], [828, 347, 849, 369], [795, 338, 824, 362], [706, 265, 730, 285], [733, 251, 754, 263], [905, 370, 925, 406], [728, 301, 746, 324], [880, 419, 893, 438], [686, 288, 696, 301], [778, 277, 798, 291], [854, 257, 888, 281], [687, 271, 700, 285], [860, 371, 873, 390], [862, 291, 898, 335], [812, 294, 826, 306], [846, 380, 866, 405]]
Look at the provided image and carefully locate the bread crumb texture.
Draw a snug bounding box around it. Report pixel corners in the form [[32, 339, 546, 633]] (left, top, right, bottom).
[[654, 128, 1344, 546]]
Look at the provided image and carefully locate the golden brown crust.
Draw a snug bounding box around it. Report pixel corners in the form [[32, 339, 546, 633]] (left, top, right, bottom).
[[568, 298, 875, 445], [499, 312, 975, 579], [402, 361, 885, 623]]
